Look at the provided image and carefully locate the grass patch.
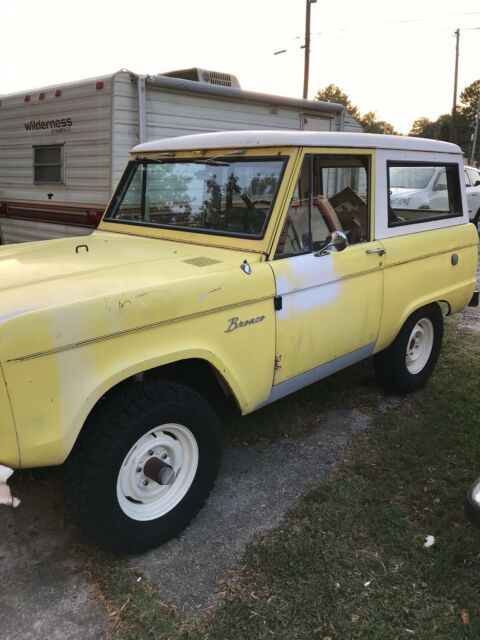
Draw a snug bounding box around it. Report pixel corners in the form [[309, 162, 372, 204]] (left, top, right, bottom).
[[88, 314, 480, 639]]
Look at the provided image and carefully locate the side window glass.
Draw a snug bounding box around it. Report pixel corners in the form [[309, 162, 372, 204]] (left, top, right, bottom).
[[388, 163, 462, 227], [312, 155, 369, 247], [275, 159, 311, 257], [275, 154, 370, 258]]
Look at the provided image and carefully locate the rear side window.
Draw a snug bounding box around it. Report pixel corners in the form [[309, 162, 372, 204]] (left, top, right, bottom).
[[388, 162, 462, 227]]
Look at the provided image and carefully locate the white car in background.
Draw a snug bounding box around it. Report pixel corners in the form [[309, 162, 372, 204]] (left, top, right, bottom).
[[390, 165, 480, 231], [465, 166, 480, 231]]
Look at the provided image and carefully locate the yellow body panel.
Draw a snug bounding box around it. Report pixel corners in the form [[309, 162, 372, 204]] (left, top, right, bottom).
[[4, 298, 275, 467], [376, 224, 478, 351], [271, 243, 384, 383]]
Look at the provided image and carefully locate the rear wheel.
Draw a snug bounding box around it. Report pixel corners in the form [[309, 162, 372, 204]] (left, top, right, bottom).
[[65, 380, 222, 554], [373, 303, 443, 394]]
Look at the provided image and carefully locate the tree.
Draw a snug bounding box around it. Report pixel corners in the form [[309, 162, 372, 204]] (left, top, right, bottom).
[[409, 114, 452, 141], [458, 80, 480, 123], [315, 84, 360, 120], [409, 117, 434, 138], [408, 80, 479, 161], [360, 111, 397, 135], [315, 85, 396, 134]]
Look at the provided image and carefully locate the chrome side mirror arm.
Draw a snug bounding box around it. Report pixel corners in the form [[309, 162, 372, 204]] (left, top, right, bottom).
[[314, 230, 348, 257]]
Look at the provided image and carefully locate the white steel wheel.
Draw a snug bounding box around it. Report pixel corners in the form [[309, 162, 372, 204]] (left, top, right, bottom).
[[373, 303, 443, 394], [66, 380, 222, 553], [405, 318, 434, 375], [117, 423, 199, 521]]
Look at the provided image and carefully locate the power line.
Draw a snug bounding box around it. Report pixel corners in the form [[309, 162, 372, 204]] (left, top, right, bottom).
[[274, 24, 480, 54], [275, 11, 480, 49]]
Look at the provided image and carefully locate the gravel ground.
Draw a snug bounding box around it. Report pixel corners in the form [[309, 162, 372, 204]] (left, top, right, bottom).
[[0, 470, 110, 640]]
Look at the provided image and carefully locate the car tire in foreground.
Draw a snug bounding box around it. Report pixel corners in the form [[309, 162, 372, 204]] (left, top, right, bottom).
[[373, 303, 443, 394], [65, 380, 222, 554]]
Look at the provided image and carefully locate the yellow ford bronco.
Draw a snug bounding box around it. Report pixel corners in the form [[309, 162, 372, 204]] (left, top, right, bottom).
[[0, 131, 478, 552]]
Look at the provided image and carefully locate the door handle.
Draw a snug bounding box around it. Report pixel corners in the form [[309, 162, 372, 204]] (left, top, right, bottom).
[[365, 248, 386, 256]]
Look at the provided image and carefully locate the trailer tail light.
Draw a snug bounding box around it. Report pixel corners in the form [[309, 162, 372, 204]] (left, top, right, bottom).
[[86, 210, 103, 226], [96, 82, 104, 90], [24, 95, 31, 103], [55, 89, 62, 97], [38, 92, 45, 100]]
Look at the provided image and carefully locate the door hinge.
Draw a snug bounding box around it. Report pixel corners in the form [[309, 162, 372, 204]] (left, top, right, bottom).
[[274, 295, 283, 311]]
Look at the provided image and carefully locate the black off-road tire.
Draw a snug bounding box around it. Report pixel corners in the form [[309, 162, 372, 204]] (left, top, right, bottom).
[[373, 303, 443, 394], [65, 380, 222, 554]]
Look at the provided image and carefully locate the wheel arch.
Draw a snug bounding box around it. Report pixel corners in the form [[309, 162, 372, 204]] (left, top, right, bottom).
[[64, 352, 243, 465], [375, 298, 446, 354]]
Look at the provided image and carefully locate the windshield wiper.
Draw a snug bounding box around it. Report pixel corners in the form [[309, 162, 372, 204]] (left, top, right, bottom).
[[193, 148, 245, 166], [136, 157, 164, 164], [194, 159, 231, 166]]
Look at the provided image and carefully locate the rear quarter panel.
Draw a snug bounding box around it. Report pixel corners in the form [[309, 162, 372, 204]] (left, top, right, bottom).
[[376, 224, 478, 350]]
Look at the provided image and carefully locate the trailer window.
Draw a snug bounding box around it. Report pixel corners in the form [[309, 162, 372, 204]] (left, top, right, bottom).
[[33, 145, 63, 184]]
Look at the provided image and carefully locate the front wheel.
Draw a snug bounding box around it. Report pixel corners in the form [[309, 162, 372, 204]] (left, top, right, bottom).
[[373, 303, 443, 394], [65, 380, 222, 554]]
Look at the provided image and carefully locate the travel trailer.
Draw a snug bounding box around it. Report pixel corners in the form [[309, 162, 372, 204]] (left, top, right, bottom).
[[0, 69, 361, 244]]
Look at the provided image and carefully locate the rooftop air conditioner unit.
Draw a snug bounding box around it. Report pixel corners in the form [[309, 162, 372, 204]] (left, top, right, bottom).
[[160, 68, 241, 89]]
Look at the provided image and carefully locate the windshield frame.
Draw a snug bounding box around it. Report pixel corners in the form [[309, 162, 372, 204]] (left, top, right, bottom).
[[103, 155, 288, 241]]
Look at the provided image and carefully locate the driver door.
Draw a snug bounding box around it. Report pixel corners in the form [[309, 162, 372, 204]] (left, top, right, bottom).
[[270, 152, 384, 392]]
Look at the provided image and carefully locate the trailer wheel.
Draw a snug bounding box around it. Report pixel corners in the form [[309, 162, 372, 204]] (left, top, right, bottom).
[[373, 303, 443, 394], [65, 380, 222, 554]]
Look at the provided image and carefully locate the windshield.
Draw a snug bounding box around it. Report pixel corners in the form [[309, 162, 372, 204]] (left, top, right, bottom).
[[390, 166, 436, 190], [104, 157, 286, 238]]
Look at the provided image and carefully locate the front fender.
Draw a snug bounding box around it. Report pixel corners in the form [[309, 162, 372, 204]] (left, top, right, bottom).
[[3, 297, 275, 467]]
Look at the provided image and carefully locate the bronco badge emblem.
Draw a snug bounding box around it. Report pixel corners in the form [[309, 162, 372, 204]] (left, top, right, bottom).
[[225, 315, 266, 333]]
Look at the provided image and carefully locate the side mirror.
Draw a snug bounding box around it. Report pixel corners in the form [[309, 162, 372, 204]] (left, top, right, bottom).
[[314, 230, 348, 257]]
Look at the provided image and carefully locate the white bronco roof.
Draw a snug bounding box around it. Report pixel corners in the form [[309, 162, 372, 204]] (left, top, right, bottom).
[[133, 130, 461, 155]]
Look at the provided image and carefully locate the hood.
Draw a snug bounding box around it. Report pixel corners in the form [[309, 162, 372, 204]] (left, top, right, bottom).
[[0, 231, 255, 291], [0, 231, 273, 361]]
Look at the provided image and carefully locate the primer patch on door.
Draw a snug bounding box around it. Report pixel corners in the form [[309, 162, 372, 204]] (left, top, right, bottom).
[[275, 254, 341, 318]]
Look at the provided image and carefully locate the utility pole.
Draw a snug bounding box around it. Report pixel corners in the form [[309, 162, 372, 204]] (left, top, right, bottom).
[[303, 0, 317, 99], [470, 95, 480, 166], [451, 28, 460, 143]]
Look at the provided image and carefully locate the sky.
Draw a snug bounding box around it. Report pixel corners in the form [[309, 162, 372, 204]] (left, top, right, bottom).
[[0, 0, 479, 134]]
